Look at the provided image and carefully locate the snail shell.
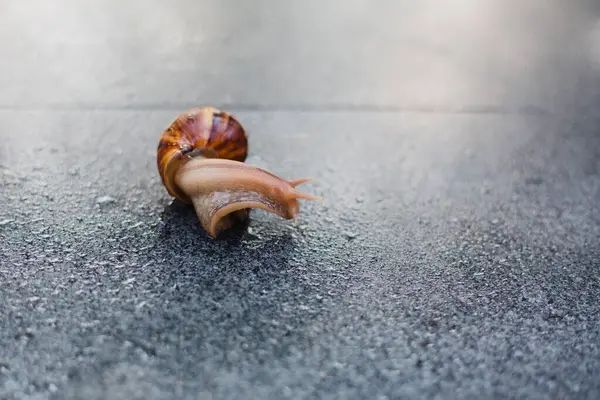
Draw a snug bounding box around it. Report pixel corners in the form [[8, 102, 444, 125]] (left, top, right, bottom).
[[157, 106, 320, 238]]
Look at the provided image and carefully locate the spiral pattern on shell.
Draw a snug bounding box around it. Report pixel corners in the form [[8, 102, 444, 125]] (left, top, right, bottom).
[[157, 106, 249, 203]]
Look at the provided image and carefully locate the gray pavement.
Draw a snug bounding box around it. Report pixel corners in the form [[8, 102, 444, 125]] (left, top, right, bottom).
[[1, 1, 600, 399]]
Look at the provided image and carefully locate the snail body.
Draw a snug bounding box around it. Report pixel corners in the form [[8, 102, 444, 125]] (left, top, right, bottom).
[[157, 106, 320, 238]]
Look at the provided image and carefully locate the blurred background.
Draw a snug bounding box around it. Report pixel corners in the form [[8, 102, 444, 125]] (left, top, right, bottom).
[[2, 0, 600, 112]]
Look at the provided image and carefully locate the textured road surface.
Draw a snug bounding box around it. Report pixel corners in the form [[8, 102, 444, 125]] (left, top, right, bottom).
[[2, 1, 600, 399]]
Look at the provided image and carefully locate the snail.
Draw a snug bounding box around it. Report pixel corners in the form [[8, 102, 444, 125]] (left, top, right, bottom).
[[157, 106, 321, 238]]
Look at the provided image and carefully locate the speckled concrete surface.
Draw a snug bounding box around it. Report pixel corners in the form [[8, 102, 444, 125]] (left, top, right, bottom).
[[1, 1, 600, 399]]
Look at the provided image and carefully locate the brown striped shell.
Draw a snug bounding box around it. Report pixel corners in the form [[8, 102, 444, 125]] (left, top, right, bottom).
[[157, 106, 248, 203]]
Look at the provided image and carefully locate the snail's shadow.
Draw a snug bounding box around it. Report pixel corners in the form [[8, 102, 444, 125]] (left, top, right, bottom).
[[158, 200, 251, 243], [153, 200, 297, 263], [149, 200, 304, 305]]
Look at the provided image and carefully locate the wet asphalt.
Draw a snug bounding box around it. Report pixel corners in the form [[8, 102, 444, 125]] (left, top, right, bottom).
[[1, 1, 600, 399]]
